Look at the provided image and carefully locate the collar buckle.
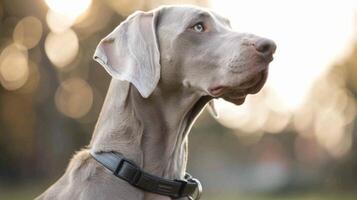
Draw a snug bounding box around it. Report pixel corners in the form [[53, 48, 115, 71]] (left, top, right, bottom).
[[186, 176, 202, 200], [114, 157, 142, 185], [91, 151, 202, 199]]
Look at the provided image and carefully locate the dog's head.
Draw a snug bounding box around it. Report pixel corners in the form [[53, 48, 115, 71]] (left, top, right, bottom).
[[94, 5, 276, 107]]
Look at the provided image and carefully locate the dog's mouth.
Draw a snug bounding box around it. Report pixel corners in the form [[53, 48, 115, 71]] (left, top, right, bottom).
[[209, 69, 268, 105]]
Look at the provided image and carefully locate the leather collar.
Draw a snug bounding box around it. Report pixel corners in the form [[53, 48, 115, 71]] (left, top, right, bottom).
[[90, 151, 202, 199]]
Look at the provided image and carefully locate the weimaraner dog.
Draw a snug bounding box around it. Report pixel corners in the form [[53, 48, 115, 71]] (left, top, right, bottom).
[[37, 5, 276, 200]]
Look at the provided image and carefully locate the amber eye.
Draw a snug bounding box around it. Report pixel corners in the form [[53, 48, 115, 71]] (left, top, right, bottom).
[[192, 22, 205, 32]]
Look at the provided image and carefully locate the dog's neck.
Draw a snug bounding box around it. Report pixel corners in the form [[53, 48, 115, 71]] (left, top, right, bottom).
[[90, 79, 209, 179]]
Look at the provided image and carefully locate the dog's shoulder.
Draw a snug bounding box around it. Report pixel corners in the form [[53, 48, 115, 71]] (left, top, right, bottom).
[[66, 149, 91, 172], [66, 149, 98, 182], [35, 149, 98, 200]]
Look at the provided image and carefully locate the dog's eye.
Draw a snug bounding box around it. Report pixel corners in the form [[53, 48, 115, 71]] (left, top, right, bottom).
[[192, 22, 205, 32]]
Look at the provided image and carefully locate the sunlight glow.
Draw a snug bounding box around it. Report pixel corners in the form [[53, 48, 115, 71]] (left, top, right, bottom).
[[210, 0, 357, 157], [104, 0, 145, 16], [45, 0, 92, 21], [210, 0, 357, 110], [46, 9, 75, 33], [44, 0, 92, 32]]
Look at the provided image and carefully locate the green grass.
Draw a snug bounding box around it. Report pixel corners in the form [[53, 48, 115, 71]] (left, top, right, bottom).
[[0, 183, 46, 200], [0, 184, 356, 200], [204, 193, 357, 200]]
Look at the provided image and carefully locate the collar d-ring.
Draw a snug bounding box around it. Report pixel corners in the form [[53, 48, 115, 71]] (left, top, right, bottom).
[[187, 177, 202, 200]]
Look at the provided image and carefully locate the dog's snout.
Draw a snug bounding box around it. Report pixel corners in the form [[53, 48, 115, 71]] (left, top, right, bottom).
[[254, 39, 276, 56]]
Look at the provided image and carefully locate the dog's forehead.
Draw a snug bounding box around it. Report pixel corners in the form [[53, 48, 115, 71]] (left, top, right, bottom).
[[157, 6, 230, 28]]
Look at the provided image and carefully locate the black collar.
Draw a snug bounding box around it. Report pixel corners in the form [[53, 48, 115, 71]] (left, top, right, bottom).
[[90, 151, 202, 199]]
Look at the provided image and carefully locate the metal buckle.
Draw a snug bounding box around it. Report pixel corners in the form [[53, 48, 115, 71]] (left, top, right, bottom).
[[114, 157, 141, 185], [186, 177, 202, 200], [188, 178, 202, 200]]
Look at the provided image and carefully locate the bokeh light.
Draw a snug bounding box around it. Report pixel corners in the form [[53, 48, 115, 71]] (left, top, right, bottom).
[[45, 29, 79, 69], [214, 89, 291, 134], [104, 0, 145, 16], [309, 73, 356, 157], [13, 16, 43, 50], [74, 1, 114, 37], [215, 97, 268, 133], [19, 61, 40, 94], [55, 78, 93, 119], [45, 0, 92, 21], [0, 44, 29, 90], [46, 9, 76, 33], [156, 0, 206, 9]]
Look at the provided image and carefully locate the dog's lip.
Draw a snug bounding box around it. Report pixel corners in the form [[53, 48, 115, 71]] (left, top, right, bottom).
[[209, 85, 229, 96], [245, 71, 267, 94], [265, 55, 274, 63], [224, 96, 246, 105], [208, 70, 267, 98], [238, 73, 264, 90], [245, 70, 268, 94]]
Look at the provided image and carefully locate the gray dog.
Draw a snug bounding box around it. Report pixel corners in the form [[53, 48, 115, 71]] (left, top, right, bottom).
[[37, 5, 276, 200]]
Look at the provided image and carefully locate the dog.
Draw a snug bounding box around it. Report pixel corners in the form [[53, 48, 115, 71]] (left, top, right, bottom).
[[37, 5, 276, 200]]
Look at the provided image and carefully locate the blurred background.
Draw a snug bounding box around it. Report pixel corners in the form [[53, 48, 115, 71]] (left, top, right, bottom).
[[1, 0, 357, 199]]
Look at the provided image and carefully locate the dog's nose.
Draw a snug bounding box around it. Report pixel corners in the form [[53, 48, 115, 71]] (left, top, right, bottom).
[[254, 39, 276, 56]]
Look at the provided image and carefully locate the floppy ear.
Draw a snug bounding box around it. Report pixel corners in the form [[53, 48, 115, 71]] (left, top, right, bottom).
[[207, 100, 219, 118], [93, 11, 160, 98]]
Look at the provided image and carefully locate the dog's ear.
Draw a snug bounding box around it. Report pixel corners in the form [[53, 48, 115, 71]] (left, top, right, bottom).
[[207, 100, 219, 118], [93, 10, 160, 98]]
